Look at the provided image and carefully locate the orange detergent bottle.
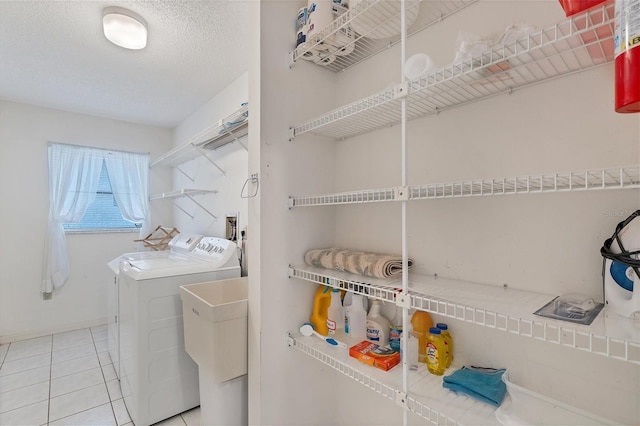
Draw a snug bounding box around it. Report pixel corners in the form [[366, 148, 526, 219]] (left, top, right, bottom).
[[310, 285, 331, 336], [410, 310, 434, 363]]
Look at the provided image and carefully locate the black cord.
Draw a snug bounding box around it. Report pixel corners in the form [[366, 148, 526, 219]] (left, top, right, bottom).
[[601, 210, 640, 281]]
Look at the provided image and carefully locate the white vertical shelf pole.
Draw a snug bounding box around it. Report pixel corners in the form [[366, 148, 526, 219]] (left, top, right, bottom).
[[400, 1, 408, 425]]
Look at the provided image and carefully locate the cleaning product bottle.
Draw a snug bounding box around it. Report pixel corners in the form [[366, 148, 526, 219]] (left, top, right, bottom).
[[404, 327, 419, 369], [310, 285, 331, 336], [389, 305, 403, 352], [327, 288, 344, 334], [436, 323, 453, 368], [410, 310, 433, 363], [347, 293, 367, 341], [366, 300, 390, 346], [343, 292, 352, 334], [426, 327, 446, 375]]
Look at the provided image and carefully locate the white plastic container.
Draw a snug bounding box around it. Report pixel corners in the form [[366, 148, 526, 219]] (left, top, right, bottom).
[[180, 277, 248, 426], [346, 293, 368, 341], [327, 288, 344, 334], [366, 300, 390, 346]]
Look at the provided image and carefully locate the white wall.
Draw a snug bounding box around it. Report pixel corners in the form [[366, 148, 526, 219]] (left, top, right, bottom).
[[170, 72, 249, 253], [0, 101, 173, 343], [249, 1, 341, 424], [254, 1, 640, 425]]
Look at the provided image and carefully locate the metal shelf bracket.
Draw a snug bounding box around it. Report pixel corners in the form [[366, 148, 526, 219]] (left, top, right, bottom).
[[394, 186, 410, 201], [395, 390, 409, 409]]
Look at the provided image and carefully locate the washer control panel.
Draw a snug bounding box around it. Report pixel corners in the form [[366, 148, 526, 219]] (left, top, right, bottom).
[[191, 237, 237, 268]]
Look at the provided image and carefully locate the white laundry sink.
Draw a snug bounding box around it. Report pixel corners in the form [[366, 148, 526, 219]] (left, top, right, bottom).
[[180, 277, 249, 426], [180, 277, 248, 383]]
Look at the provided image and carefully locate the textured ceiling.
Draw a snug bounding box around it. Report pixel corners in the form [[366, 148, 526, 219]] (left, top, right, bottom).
[[0, 1, 250, 127]]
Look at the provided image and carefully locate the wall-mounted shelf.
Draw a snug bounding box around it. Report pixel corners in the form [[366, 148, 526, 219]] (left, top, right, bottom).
[[288, 330, 501, 426], [150, 103, 249, 169], [289, 166, 640, 208], [292, 3, 615, 140], [292, 0, 476, 73], [289, 265, 640, 365], [150, 189, 218, 220]]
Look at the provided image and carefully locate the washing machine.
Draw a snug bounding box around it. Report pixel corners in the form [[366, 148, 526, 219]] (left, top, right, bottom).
[[106, 234, 203, 380], [116, 236, 240, 426]]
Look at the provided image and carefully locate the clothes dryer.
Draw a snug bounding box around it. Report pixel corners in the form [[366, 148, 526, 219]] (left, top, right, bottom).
[[117, 236, 240, 426]]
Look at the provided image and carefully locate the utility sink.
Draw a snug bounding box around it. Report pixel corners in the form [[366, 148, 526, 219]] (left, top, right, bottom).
[[180, 277, 248, 383]]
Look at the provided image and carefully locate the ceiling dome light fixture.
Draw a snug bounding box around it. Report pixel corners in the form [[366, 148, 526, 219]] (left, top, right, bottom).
[[102, 6, 147, 50]]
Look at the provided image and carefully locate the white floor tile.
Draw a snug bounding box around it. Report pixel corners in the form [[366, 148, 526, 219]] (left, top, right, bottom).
[[49, 382, 110, 422], [98, 351, 112, 367], [0, 343, 9, 361], [52, 342, 97, 364], [0, 380, 49, 413], [51, 353, 100, 379], [154, 414, 187, 426], [95, 339, 108, 353], [111, 398, 131, 426], [0, 352, 51, 377], [106, 379, 122, 401], [102, 363, 117, 382], [91, 327, 108, 343], [0, 400, 48, 426], [50, 366, 104, 398], [181, 406, 201, 426], [6, 336, 51, 351], [52, 329, 93, 351], [49, 402, 116, 426], [4, 340, 51, 363], [0, 365, 50, 394]]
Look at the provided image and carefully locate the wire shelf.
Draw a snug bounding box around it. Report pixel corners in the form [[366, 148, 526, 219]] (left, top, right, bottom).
[[149, 189, 217, 200], [288, 331, 500, 425], [292, 0, 476, 73], [409, 166, 640, 200], [288, 166, 640, 207], [289, 265, 399, 303], [289, 187, 397, 207], [289, 266, 640, 364], [150, 103, 248, 168], [291, 3, 615, 141], [149, 189, 218, 219]]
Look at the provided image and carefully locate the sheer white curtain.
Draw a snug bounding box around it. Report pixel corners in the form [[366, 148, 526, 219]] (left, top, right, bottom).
[[42, 143, 104, 293], [104, 150, 151, 242]]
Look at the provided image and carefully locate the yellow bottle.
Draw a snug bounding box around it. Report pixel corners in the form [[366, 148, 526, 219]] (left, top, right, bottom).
[[426, 327, 446, 375], [310, 285, 331, 336], [436, 323, 453, 368], [410, 311, 433, 363]]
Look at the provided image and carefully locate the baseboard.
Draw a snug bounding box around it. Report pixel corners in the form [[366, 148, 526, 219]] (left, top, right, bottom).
[[0, 317, 108, 344]]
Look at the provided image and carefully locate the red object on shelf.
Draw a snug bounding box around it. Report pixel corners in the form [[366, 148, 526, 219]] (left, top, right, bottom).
[[558, 0, 608, 16], [615, 0, 640, 113]]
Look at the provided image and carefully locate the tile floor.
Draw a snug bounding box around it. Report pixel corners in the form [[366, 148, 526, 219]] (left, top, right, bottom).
[[0, 326, 200, 426]]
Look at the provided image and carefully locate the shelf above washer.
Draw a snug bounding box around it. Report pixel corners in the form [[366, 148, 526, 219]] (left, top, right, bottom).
[[150, 189, 219, 220], [292, 3, 615, 140], [288, 166, 640, 208], [150, 103, 248, 168], [289, 264, 640, 364]]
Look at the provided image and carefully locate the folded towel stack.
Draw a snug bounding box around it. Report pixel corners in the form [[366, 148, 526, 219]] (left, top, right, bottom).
[[442, 366, 507, 407], [304, 247, 413, 279]]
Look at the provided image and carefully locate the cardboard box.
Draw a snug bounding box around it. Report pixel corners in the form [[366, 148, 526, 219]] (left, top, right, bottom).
[[349, 341, 400, 371]]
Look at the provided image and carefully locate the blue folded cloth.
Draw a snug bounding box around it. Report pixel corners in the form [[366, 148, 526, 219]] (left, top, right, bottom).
[[442, 366, 507, 407]]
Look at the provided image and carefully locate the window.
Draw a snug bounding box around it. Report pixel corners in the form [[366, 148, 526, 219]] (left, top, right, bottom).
[[63, 161, 141, 231]]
